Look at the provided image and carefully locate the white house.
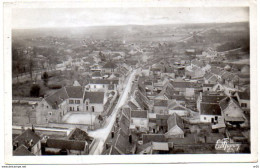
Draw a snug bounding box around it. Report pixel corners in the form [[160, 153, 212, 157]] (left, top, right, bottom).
[[130, 110, 149, 132]]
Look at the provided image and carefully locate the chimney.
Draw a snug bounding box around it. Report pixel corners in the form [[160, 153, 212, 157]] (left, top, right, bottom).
[[129, 134, 132, 144], [32, 124, 35, 133], [111, 131, 114, 139]]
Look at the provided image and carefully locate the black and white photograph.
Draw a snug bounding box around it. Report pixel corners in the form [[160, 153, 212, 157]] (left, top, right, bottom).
[[2, 0, 258, 165]]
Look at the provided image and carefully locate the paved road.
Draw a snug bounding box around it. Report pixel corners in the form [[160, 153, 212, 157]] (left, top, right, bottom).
[[88, 69, 137, 155]]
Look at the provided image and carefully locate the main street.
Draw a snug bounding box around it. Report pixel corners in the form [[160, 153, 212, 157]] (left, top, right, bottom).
[[88, 69, 137, 154]]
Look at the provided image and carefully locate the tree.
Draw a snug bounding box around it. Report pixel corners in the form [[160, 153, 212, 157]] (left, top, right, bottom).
[[42, 72, 49, 86], [30, 84, 41, 97]]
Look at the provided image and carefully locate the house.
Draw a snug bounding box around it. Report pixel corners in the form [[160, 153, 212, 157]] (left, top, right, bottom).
[[45, 139, 89, 155], [196, 92, 227, 112], [86, 79, 119, 92], [136, 142, 169, 154], [36, 86, 107, 124], [91, 71, 103, 79], [13, 128, 41, 155], [83, 91, 105, 114], [202, 83, 215, 92], [130, 89, 152, 111], [66, 86, 84, 112], [219, 97, 246, 125], [155, 114, 170, 133], [130, 110, 149, 132], [235, 91, 250, 111], [199, 102, 223, 123], [102, 61, 118, 73], [165, 113, 184, 139], [204, 72, 218, 84], [153, 99, 168, 114], [13, 145, 35, 156], [170, 81, 201, 98], [67, 128, 94, 145], [103, 108, 137, 155], [167, 101, 190, 117], [36, 87, 68, 124], [142, 134, 167, 144]]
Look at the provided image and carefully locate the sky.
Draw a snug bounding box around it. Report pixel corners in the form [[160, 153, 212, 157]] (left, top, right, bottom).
[[12, 7, 249, 29]]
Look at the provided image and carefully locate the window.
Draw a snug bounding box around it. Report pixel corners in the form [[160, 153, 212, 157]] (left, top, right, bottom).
[[92, 106, 95, 112], [75, 100, 80, 104], [207, 88, 210, 91], [241, 103, 247, 108], [46, 106, 49, 109], [69, 100, 74, 104], [103, 85, 105, 88], [70, 107, 73, 111], [86, 106, 88, 111], [48, 112, 52, 116], [204, 117, 206, 120], [77, 106, 79, 111], [94, 85, 96, 88]]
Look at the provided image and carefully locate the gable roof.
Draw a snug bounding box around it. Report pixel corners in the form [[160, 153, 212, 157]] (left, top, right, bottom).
[[131, 110, 148, 119], [13, 145, 35, 156], [219, 97, 241, 111], [84, 91, 104, 104], [45, 87, 69, 108], [142, 134, 167, 144], [65, 86, 84, 98], [170, 81, 201, 88], [13, 129, 41, 149], [167, 113, 184, 131], [201, 94, 227, 103], [200, 103, 222, 116], [46, 139, 86, 151], [67, 128, 93, 144], [133, 90, 151, 110]]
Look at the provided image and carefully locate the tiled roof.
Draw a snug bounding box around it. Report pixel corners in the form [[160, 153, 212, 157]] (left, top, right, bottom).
[[170, 81, 201, 88], [13, 145, 35, 156], [67, 128, 93, 144], [200, 103, 221, 116], [92, 71, 102, 77], [103, 62, 117, 69], [142, 134, 167, 144], [127, 101, 139, 110], [45, 87, 69, 108], [122, 107, 131, 120], [219, 97, 241, 111], [237, 91, 250, 100], [65, 86, 84, 98], [133, 90, 151, 110], [13, 129, 41, 149], [114, 134, 129, 154], [156, 114, 170, 127], [46, 139, 86, 151], [167, 113, 184, 130], [84, 92, 104, 104], [88, 79, 119, 85], [118, 114, 130, 135], [154, 99, 168, 107], [131, 110, 148, 118], [201, 95, 227, 103], [203, 83, 215, 87]]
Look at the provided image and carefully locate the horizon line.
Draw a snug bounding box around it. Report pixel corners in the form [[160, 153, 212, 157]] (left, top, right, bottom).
[[12, 21, 249, 30]]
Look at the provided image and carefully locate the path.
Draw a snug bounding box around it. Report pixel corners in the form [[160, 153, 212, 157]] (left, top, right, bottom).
[[88, 69, 137, 154]]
